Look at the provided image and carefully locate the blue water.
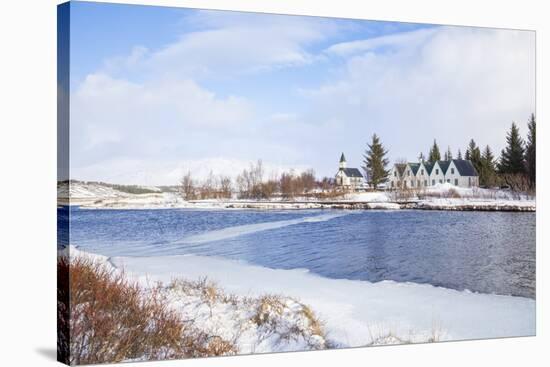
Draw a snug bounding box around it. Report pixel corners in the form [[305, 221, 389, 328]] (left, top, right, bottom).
[[60, 207, 536, 299]]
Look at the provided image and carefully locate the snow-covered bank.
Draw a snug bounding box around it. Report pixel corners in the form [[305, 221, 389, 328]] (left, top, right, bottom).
[[65, 247, 330, 355], [61, 181, 535, 211], [69, 247, 535, 349]]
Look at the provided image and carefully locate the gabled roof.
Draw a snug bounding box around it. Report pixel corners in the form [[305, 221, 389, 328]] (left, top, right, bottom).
[[437, 160, 451, 174], [423, 162, 435, 175], [408, 163, 420, 175], [341, 168, 363, 178], [394, 163, 407, 176], [340, 153, 346, 163], [452, 159, 478, 176]]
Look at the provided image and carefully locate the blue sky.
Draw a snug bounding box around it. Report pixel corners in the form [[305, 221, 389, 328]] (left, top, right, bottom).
[[66, 1, 535, 185]]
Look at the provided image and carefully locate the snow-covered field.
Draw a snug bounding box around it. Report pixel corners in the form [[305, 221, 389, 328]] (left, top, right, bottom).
[[60, 181, 535, 211], [67, 246, 535, 352]]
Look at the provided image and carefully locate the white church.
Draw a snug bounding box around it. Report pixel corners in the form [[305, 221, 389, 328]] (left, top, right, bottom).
[[389, 159, 479, 189], [335, 153, 364, 190]]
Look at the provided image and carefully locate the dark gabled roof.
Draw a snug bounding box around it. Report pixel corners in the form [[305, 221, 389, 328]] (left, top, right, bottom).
[[423, 162, 435, 175], [408, 163, 420, 175], [341, 168, 363, 178], [394, 163, 407, 176], [340, 153, 346, 163], [437, 160, 451, 174], [452, 159, 478, 176]]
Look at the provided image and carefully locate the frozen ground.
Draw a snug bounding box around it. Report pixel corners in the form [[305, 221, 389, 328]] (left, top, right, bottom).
[[67, 246, 535, 351]]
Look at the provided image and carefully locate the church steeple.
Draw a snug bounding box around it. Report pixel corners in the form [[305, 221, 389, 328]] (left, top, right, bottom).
[[339, 152, 347, 169]]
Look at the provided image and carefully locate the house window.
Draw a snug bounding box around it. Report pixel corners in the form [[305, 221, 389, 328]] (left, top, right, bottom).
[[439, 180, 443, 184], [436, 169, 439, 174], [424, 180, 427, 186], [421, 169, 424, 175], [407, 171, 410, 176], [410, 180, 414, 187], [432, 179, 435, 186], [394, 171, 397, 177], [454, 179, 458, 186], [391, 181, 394, 188], [451, 168, 455, 174], [447, 179, 450, 183]]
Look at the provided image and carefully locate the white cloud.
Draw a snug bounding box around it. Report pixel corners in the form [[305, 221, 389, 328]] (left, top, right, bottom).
[[325, 27, 437, 56], [302, 26, 535, 163], [102, 11, 337, 80]]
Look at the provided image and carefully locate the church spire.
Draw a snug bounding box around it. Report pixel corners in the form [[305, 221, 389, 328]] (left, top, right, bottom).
[[339, 152, 347, 169]]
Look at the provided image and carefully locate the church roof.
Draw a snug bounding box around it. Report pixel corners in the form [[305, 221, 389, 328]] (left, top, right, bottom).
[[341, 168, 363, 178], [340, 152, 346, 163]]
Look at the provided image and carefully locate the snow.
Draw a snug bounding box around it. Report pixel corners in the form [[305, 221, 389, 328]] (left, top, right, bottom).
[[343, 191, 390, 202], [66, 246, 535, 350], [64, 246, 329, 354], [179, 212, 348, 244], [61, 180, 535, 211]]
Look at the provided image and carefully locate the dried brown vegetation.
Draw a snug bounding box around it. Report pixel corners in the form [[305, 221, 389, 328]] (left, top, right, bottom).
[[57, 256, 236, 365]]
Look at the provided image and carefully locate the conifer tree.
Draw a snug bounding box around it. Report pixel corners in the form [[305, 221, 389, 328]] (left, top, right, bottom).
[[498, 123, 526, 174], [362, 134, 390, 189], [466, 139, 482, 175], [525, 114, 536, 187], [418, 152, 425, 162], [428, 140, 441, 163], [480, 145, 497, 187], [443, 146, 452, 161], [457, 149, 463, 160]]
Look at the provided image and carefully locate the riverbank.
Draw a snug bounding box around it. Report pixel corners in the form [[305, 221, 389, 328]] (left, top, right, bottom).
[[65, 245, 535, 352], [59, 181, 535, 212]]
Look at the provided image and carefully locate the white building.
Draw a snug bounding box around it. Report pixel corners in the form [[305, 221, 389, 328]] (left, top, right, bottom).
[[335, 153, 364, 190], [389, 159, 478, 189]]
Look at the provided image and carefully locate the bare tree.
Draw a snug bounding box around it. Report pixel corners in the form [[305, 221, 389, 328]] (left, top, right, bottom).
[[300, 169, 316, 194], [180, 171, 196, 200], [280, 171, 294, 199], [219, 176, 232, 199]]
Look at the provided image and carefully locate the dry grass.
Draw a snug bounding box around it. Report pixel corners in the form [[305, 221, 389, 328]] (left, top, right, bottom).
[[365, 321, 444, 346], [253, 295, 328, 349], [58, 256, 237, 365]]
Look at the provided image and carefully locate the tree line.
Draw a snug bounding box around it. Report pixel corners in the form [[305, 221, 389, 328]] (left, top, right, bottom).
[[180, 160, 338, 200], [362, 114, 536, 191]]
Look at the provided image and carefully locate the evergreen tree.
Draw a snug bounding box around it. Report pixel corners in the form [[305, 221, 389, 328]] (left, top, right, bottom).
[[525, 114, 536, 187], [457, 149, 463, 160], [466, 139, 482, 175], [444, 146, 453, 161], [428, 140, 441, 163], [418, 152, 425, 162], [362, 134, 390, 189], [498, 122, 526, 174], [480, 145, 497, 187]]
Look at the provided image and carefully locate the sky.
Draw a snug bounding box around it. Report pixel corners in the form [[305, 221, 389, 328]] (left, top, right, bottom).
[[65, 1, 535, 186]]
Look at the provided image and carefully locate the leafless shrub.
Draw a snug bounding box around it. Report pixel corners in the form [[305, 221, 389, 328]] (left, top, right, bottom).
[[501, 173, 534, 199], [446, 188, 461, 199], [58, 257, 236, 365]]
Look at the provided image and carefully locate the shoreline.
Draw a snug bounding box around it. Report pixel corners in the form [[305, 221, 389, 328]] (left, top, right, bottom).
[[65, 245, 535, 349], [59, 198, 536, 212]]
